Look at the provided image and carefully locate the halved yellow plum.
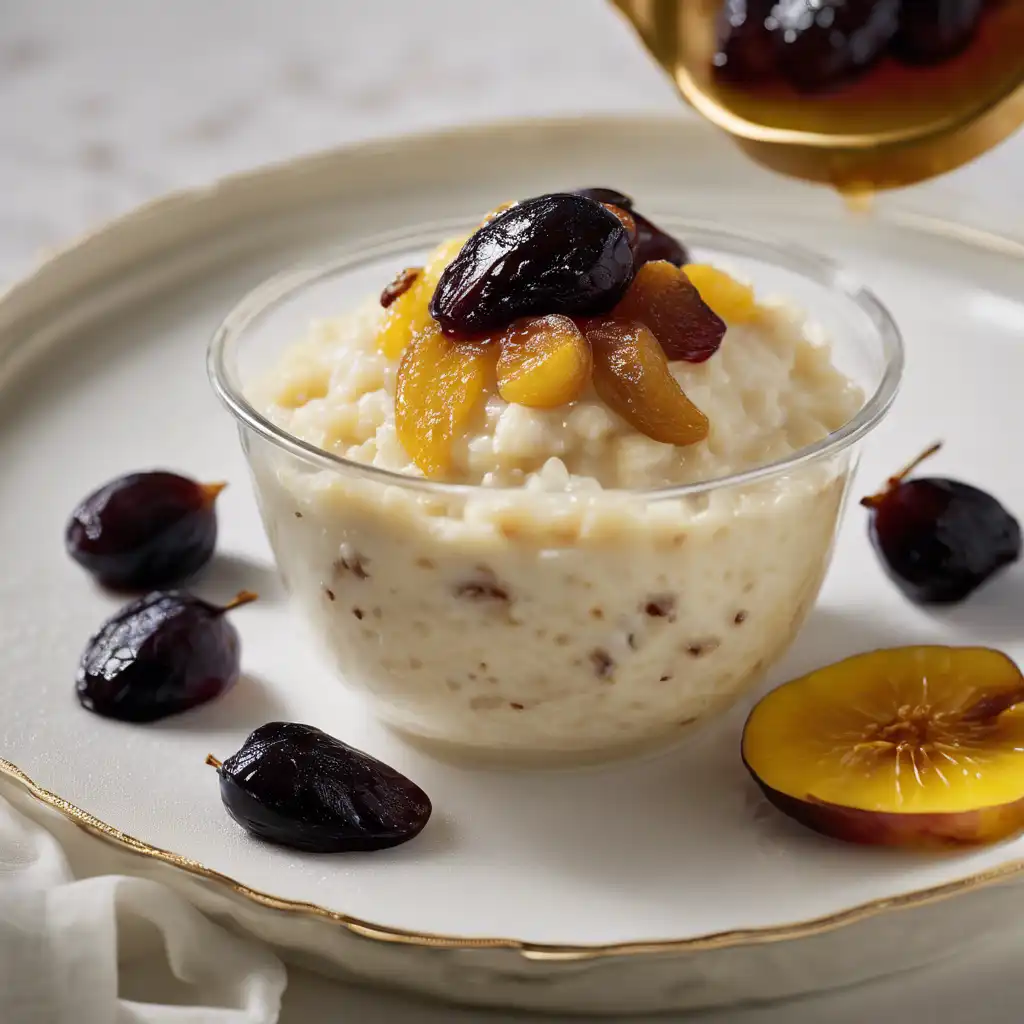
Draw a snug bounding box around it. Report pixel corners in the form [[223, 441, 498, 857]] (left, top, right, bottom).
[[742, 646, 1024, 848], [496, 315, 591, 409], [394, 322, 494, 477]]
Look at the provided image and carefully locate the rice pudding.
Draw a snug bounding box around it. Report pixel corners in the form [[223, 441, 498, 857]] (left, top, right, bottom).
[[239, 193, 866, 763]]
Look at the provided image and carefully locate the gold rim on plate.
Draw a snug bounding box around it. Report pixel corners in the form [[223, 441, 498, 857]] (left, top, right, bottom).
[[4, 754, 1024, 959]]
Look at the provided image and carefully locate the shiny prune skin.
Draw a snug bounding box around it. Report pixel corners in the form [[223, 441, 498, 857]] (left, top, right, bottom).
[[773, 0, 902, 92], [76, 590, 251, 722], [66, 471, 223, 590], [574, 187, 689, 267], [713, 0, 779, 83], [894, 0, 984, 64], [430, 193, 634, 336], [210, 723, 432, 853], [864, 479, 1022, 605]]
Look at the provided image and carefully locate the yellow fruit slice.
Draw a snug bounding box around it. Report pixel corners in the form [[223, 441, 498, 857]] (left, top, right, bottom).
[[742, 645, 1024, 847], [586, 320, 709, 446], [378, 235, 468, 360], [395, 322, 494, 477], [683, 264, 758, 324], [496, 315, 592, 409]]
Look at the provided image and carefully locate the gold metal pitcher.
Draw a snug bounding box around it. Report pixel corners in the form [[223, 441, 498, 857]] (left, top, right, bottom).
[[611, 0, 1024, 191]]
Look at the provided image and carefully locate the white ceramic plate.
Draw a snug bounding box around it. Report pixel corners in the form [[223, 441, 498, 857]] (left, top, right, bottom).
[[3, 115, 1024, 1014]]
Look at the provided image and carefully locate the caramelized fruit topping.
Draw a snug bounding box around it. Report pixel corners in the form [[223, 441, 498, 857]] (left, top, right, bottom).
[[743, 646, 1024, 847], [861, 443, 1022, 605], [586, 320, 709, 446], [574, 187, 690, 267], [614, 260, 726, 363], [380, 267, 420, 309], [208, 722, 431, 853], [77, 589, 256, 722], [65, 471, 224, 591], [378, 235, 466, 359], [496, 315, 592, 409], [683, 264, 758, 323], [395, 321, 494, 476], [430, 193, 634, 337]]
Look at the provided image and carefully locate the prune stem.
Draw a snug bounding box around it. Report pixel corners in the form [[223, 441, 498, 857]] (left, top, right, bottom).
[[205, 754, 223, 769], [860, 441, 943, 509], [222, 590, 259, 613], [199, 482, 228, 505]]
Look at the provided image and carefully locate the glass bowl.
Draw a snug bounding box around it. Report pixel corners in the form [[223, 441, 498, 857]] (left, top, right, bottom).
[[208, 218, 903, 766]]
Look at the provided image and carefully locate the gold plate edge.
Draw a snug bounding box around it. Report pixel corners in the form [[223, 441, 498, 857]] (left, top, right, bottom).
[[4, 755, 1024, 960]]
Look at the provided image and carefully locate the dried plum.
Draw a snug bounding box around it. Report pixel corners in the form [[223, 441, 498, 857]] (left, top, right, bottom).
[[66, 471, 224, 590], [861, 444, 1022, 605], [772, 0, 902, 93], [429, 193, 634, 336], [574, 187, 689, 267], [894, 0, 984, 64], [76, 590, 255, 722], [207, 722, 432, 852], [712, 0, 779, 83]]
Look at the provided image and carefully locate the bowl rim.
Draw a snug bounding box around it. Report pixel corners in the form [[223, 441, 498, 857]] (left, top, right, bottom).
[[207, 215, 904, 496]]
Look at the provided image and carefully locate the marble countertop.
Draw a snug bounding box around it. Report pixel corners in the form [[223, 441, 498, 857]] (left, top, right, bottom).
[[4, 2, 1023, 1020]]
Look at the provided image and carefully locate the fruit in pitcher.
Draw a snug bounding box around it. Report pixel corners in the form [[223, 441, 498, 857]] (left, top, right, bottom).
[[207, 722, 432, 852], [77, 590, 256, 722], [861, 443, 1022, 605], [430, 193, 634, 336], [586, 320, 709, 445], [613, 261, 726, 363], [65, 471, 224, 590], [496, 315, 592, 408], [395, 321, 494, 476], [771, 0, 902, 93], [743, 646, 1024, 847], [713, 0, 779, 83], [894, 0, 984, 64]]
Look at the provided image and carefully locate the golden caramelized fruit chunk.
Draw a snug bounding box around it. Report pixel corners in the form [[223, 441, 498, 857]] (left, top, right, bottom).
[[395, 322, 494, 477], [496, 315, 592, 409], [743, 646, 1024, 848], [378, 235, 468, 359], [683, 264, 759, 324], [613, 261, 726, 363], [586, 320, 709, 446]]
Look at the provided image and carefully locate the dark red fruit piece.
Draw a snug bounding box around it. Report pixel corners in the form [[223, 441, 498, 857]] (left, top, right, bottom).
[[430, 193, 634, 337], [861, 444, 1022, 605], [574, 187, 689, 267], [66, 471, 224, 590], [76, 590, 255, 722], [894, 0, 984, 64], [712, 0, 779, 83], [773, 0, 902, 93], [207, 722, 432, 853]]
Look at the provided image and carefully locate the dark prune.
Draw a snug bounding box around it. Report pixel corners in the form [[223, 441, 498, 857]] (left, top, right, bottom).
[[894, 0, 984, 64], [574, 187, 689, 267], [76, 590, 255, 722], [861, 443, 1022, 605], [207, 722, 431, 853], [429, 193, 634, 336], [712, 0, 780, 83], [772, 0, 902, 93], [66, 471, 224, 590]]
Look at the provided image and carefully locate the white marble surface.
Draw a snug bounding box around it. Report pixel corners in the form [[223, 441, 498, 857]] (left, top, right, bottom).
[[3, 1, 1023, 1019]]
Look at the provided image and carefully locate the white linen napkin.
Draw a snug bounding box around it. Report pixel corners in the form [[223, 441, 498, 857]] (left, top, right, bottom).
[[0, 780, 286, 1024]]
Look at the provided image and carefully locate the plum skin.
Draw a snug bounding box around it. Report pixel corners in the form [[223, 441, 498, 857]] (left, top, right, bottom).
[[743, 761, 1024, 849], [65, 471, 222, 590]]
